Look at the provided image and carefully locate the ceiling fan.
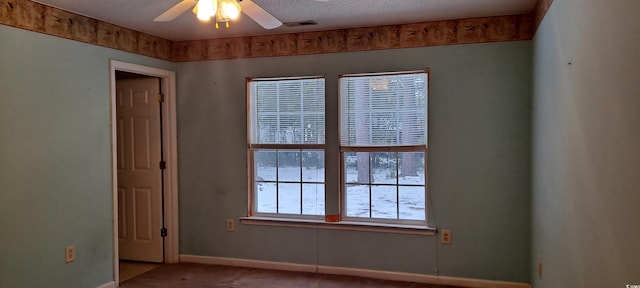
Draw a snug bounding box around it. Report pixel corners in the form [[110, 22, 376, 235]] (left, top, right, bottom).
[[154, 0, 328, 30]]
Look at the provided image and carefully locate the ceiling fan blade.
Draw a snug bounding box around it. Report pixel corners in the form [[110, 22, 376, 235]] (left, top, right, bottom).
[[154, 0, 198, 22], [239, 0, 283, 29]]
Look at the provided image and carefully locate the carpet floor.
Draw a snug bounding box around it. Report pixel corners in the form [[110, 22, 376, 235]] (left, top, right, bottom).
[[120, 263, 457, 288]]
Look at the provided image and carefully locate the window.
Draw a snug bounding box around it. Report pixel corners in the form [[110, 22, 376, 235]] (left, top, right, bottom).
[[248, 76, 325, 217], [340, 71, 428, 224], [246, 71, 428, 228]]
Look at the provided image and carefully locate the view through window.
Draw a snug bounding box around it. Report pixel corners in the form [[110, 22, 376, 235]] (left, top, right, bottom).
[[247, 71, 428, 225], [248, 77, 325, 216], [340, 71, 428, 223]]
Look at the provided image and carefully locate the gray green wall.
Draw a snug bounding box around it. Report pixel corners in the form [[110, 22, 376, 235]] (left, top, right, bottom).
[[0, 25, 175, 287], [5, 2, 640, 285], [177, 41, 532, 282], [531, 0, 640, 287], [1, 19, 534, 286]]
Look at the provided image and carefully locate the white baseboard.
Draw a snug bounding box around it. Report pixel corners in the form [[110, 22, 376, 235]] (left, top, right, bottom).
[[179, 255, 530, 288], [96, 281, 116, 288], [180, 254, 317, 273]]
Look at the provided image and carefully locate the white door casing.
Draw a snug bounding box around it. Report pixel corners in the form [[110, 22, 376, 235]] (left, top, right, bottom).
[[110, 60, 179, 285], [116, 78, 163, 262]]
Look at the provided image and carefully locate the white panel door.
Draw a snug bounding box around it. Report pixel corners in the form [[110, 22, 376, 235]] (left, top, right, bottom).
[[116, 78, 163, 263]]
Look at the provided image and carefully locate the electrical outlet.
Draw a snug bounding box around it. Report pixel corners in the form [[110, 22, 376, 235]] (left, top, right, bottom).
[[441, 229, 452, 245], [226, 218, 235, 232], [65, 245, 75, 263]]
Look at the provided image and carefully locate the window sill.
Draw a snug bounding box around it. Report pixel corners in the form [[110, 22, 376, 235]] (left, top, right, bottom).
[[239, 216, 436, 236]]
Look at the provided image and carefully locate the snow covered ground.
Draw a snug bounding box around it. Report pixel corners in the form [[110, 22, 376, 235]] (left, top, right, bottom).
[[255, 166, 425, 220]]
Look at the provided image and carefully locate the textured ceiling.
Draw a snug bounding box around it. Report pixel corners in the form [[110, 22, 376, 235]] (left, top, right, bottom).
[[31, 0, 538, 41]]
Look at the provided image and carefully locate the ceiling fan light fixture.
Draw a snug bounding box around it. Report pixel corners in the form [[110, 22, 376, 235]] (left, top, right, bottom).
[[193, 0, 217, 22], [156, 0, 281, 30], [218, 0, 241, 21], [192, 0, 241, 28], [214, 0, 241, 29]]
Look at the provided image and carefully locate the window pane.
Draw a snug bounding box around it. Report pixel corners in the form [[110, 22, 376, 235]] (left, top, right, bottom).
[[250, 78, 325, 144], [344, 152, 357, 183], [254, 148, 325, 217], [340, 72, 427, 147], [256, 182, 276, 213], [399, 152, 425, 185], [278, 183, 301, 214], [339, 71, 428, 224], [278, 115, 301, 144], [278, 81, 302, 113], [399, 186, 425, 220], [249, 77, 325, 218], [278, 150, 301, 182], [371, 185, 397, 219], [371, 152, 397, 184], [255, 150, 276, 181], [256, 115, 277, 143], [303, 114, 324, 144], [302, 150, 324, 182], [371, 112, 399, 145], [342, 150, 427, 222], [302, 183, 325, 215], [303, 80, 324, 112], [344, 152, 370, 184], [345, 184, 369, 218]]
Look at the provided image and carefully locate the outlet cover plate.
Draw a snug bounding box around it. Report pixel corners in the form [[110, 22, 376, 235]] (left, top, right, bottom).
[[226, 218, 235, 232], [65, 245, 75, 263], [441, 230, 452, 245]]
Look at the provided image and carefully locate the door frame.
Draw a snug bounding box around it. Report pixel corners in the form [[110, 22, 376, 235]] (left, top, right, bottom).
[[109, 60, 179, 284]]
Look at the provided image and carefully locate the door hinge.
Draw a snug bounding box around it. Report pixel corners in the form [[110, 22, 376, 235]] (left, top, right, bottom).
[[157, 93, 165, 102], [159, 161, 166, 170], [161, 228, 167, 237]]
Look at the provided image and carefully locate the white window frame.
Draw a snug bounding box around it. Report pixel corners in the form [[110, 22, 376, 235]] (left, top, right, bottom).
[[247, 76, 326, 219], [243, 71, 433, 233], [338, 70, 429, 226]]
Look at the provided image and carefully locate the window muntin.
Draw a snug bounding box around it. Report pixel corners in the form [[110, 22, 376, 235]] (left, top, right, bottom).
[[254, 149, 325, 215], [343, 151, 425, 221], [339, 71, 428, 223], [248, 77, 325, 217]]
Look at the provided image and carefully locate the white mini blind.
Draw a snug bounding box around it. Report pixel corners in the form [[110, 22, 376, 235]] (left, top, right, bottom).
[[339, 71, 428, 147], [249, 77, 325, 144]]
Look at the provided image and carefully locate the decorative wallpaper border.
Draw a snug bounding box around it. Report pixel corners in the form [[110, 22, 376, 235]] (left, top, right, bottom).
[[0, 0, 172, 60], [172, 14, 533, 62], [1, 0, 554, 62]]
